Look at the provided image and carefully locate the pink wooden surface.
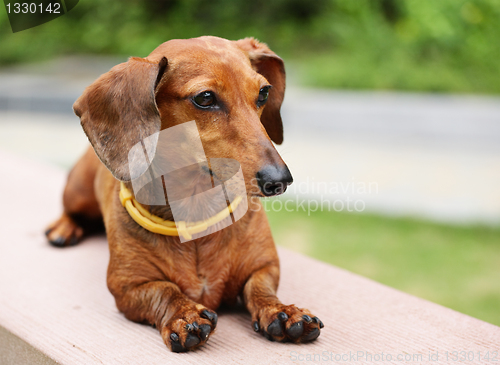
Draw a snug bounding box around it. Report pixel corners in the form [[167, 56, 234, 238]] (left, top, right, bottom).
[[0, 150, 499, 364]]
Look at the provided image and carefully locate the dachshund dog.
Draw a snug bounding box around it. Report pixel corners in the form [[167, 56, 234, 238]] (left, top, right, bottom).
[[45, 36, 323, 352]]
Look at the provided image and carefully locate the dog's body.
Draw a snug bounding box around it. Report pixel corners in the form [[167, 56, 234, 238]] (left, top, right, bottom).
[[46, 36, 322, 352]]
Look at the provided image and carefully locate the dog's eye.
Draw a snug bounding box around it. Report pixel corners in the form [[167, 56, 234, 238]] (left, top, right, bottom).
[[258, 86, 271, 106], [193, 91, 216, 108]]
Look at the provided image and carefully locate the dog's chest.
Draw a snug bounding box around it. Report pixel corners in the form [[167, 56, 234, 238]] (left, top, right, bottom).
[[162, 235, 240, 310], [179, 265, 232, 310]]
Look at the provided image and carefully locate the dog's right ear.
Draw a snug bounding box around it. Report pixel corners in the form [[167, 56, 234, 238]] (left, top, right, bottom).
[[73, 57, 168, 181]]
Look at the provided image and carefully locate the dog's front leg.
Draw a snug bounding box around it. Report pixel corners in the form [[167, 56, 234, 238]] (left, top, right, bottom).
[[243, 265, 323, 343], [109, 279, 218, 352]]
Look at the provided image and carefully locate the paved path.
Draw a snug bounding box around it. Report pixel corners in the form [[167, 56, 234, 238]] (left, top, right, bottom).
[[279, 89, 500, 224], [1, 57, 499, 224]]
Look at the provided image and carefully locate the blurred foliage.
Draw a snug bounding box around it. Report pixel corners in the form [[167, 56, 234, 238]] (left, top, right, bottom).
[[267, 207, 500, 326], [1, 0, 499, 92]]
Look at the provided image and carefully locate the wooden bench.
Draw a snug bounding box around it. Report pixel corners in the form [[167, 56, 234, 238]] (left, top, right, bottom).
[[1, 151, 499, 364]]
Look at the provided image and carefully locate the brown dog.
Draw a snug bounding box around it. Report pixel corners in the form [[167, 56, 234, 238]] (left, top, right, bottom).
[[45, 36, 323, 352]]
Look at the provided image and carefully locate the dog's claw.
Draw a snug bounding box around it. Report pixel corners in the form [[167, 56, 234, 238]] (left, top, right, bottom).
[[184, 333, 200, 348], [170, 333, 186, 352], [192, 321, 200, 332], [302, 327, 320, 342], [199, 324, 211, 341], [201, 309, 218, 327], [286, 321, 304, 340], [253, 321, 260, 332], [267, 318, 283, 337], [49, 236, 66, 247], [278, 312, 288, 322], [313, 316, 324, 328]]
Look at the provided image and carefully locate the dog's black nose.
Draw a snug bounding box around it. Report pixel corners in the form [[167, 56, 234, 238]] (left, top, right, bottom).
[[256, 165, 293, 197]]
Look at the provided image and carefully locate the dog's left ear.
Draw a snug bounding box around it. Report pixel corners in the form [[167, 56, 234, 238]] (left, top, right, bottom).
[[235, 38, 285, 144]]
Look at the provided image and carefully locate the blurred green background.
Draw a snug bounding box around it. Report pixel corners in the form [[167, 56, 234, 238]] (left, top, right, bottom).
[[1, 0, 500, 93], [1, 0, 499, 326]]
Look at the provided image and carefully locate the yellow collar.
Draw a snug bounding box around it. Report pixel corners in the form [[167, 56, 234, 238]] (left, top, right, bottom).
[[119, 182, 242, 240]]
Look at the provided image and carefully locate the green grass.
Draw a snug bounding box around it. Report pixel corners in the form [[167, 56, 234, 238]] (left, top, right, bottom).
[[266, 207, 500, 326]]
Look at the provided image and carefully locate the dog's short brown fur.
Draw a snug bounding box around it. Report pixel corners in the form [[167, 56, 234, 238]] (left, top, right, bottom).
[[46, 36, 322, 352]]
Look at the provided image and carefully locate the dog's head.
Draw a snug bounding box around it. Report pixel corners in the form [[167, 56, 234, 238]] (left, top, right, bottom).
[[74, 36, 292, 198]]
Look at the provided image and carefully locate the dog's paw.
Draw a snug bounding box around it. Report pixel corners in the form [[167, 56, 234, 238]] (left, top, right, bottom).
[[253, 304, 323, 343], [161, 304, 218, 352], [45, 214, 83, 247]]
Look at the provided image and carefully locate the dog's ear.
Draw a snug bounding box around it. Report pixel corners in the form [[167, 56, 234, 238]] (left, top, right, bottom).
[[73, 57, 168, 181], [235, 38, 285, 144]]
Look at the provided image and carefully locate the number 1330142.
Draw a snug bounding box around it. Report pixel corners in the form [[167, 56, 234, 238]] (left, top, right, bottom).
[[6, 2, 61, 14]]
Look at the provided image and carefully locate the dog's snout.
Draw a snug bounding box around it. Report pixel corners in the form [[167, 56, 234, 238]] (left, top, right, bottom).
[[256, 165, 293, 197]]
